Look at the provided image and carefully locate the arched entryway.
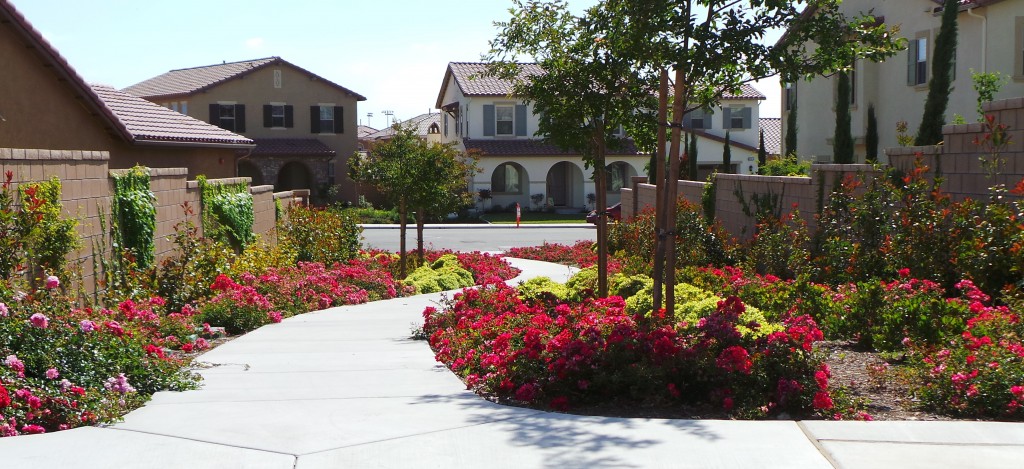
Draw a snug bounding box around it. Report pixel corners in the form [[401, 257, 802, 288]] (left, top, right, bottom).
[[277, 161, 312, 191], [605, 161, 638, 193], [546, 161, 584, 208], [490, 162, 528, 195], [237, 160, 264, 186]]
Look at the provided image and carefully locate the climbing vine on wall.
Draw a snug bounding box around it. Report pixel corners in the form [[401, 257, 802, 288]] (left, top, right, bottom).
[[112, 166, 157, 269], [197, 176, 254, 252]]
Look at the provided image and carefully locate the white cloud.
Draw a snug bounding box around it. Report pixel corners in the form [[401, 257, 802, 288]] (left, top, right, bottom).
[[244, 37, 265, 49]]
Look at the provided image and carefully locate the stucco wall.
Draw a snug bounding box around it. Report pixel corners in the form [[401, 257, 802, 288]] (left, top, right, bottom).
[[783, 0, 1024, 163], [1, 148, 284, 293]]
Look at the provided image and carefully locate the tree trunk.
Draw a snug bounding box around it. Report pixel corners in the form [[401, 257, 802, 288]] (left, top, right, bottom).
[[398, 199, 408, 278], [652, 70, 670, 313], [416, 209, 425, 265], [595, 126, 609, 298], [665, 68, 687, 317]]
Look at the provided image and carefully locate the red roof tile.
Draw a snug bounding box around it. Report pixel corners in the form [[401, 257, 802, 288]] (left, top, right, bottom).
[[250, 138, 336, 157], [364, 113, 441, 140], [464, 138, 640, 157], [91, 85, 253, 147], [124, 57, 366, 101], [760, 117, 782, 155]]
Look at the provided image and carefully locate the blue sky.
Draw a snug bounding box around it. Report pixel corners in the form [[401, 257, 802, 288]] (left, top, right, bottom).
[[11, 0, 780, 128]]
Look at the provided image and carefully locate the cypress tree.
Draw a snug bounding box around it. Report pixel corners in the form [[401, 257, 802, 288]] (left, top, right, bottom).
[[689, 132, 699, 180], [785, 101, 797, 156], [680, 133, 690, 180], [834, 71, 854, 164], [757, 129, 767, 169], [647, 152, 657, 183], [915, 0, 959, 146], [722, 131, 733, 174], [866, 103, 879, 163]]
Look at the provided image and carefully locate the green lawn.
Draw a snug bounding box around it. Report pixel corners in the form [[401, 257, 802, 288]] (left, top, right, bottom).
[[481, 211, 590, 224]]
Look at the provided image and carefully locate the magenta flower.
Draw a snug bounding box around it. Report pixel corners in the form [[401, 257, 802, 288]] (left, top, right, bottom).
[[29, 313, 49, 329], [20, 424, 45, 434], [103, 373, 136, 394], [45, 368, 59, 380], [0, 302, 8, 317], [45, 275, 60, 289], [4, 355, 25, 376], [79, 320, 96, 333]]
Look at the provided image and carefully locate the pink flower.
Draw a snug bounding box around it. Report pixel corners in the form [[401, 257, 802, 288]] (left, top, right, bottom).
[[45, 368, 59, 380], [0, 302, 8, 317], [1011, 385, 1024, 399], [4, 355, 25, 377], [897, 268, 911, 279], [20, 424, 45, 434], [514, 383, 538, 402], [79, 320, 96, 333], [268, 311, 283, 323], [103, 373, 136, 394], [45, 275, 60, 289], [29, 313, 48, 329]]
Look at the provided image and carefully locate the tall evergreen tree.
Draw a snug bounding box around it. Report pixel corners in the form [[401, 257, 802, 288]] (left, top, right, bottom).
[[866, 103, 879, 163], [722, 131, 733, 173], [680, 133, 690, 179], [834, 71, 854, 164], [915, 0, 959, 146], [757, 129, 767, 169], [689, 132, 698, 180], [785, 101, 798, 156]]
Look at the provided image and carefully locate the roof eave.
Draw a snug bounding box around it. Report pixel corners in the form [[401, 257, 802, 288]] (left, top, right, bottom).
[[133, 139, 256, 150]]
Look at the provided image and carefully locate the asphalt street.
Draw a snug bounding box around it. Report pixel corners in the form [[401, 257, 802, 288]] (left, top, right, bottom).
[[360, 224, 596, 252]]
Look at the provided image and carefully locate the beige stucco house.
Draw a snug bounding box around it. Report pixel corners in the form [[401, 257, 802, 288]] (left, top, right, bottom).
[[0, 0, 253, 178], [783, 0, 1024, 163], [125, 57, 366, 201]]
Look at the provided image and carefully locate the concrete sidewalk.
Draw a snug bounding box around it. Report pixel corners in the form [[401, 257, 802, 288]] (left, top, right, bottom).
[[1, 258, 1022, 468], [360, 223, 594, 229]]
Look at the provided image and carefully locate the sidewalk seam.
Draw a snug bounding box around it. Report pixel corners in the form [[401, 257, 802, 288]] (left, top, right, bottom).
[[796, 421, 841, 469], [105, 426, 299, 458], [815, 438, 1024, 447]]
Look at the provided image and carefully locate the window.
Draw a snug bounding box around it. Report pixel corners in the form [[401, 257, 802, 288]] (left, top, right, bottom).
[[685, 108, 713, 130], [908, 36, 928, 86], [723, 106, 751, 130], [606, 162, 631, 192], [785, 82, 797, 111], [496, 105, 514, 136], [263, 104, 293, 128], [273, 69, 282, 89], [210, 103, 245, 132], [181, 101, 188, 115], [491, 163, 523, 194], [170, 102, 179, 112], [311, 105, 343, 134]]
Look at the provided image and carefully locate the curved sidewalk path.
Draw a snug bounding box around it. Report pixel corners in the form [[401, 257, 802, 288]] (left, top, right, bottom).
[[3, 258, 1023, 468]]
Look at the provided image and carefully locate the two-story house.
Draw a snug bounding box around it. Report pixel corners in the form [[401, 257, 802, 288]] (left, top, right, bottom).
[[782, 0, 1024, 162], [435, 62, 644, 211], [677, 84, 768, 178], [1, 0, 252, 178], [124, 57, 366, 201]]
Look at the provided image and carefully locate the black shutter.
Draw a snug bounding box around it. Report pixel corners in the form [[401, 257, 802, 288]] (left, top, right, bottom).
[[742, 107, 752, 129], [722, 108, 732, 129], [310, 106, 320, 134], [483, 104, 495, 137], [907, 39, 918, 86], [284, 105, 294, 128], [334, 106, 344, 133], [235, 105, 246, 132], [263, 105, 273, 128], [209, 104, 221, 126], [515, 104, 527, 136]]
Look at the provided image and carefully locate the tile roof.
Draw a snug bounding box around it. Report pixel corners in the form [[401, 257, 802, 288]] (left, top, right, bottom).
[[436, 62, 543, 107], [357, 125, 378, 138], [690, 130, 760, 153], [91, 85, 254, 147], [668, 83, 765, 101], [124, 57, 366, 101], [464, 138, 640, 157], [364, 113, 441, 140], [760, 117, 782, 156], [250, 138, 336, 157]]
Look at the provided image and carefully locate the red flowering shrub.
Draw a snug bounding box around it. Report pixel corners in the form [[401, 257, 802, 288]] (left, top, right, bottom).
[[424, 282, 832, 418], [199, 275, 283, 334], [910, 281, 1024, 420], [247, 260, 401, 315], [506, 241, 599, 268]]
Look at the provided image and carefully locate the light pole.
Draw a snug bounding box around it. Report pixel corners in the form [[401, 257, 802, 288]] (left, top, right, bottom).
[[366, 112, 373, 128], [382, 110, 394, 128]]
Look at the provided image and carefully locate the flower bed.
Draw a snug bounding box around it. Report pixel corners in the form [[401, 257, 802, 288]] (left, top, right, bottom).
[[423, 279, 840, 419]]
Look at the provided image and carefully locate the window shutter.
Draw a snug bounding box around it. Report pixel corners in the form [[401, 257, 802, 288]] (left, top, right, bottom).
[[515, 104, 527, 136], [742, 107, 752, 129], [310, 106, 320, 134], [682, 112, 693, 129], [444, 114, 448, 136], [284, 105, 294, 128], [209, 104, 220, 126], [235, 105, 246, 132], [907, 39, 918, 85], [263, 105, 273, 128], [483, 105, 495, 137], [334, 106, 344, 133], [722, 107, 732, 129]]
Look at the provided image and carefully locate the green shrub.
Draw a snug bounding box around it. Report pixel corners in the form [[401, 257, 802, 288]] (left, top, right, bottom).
[[517, 276, 571, 305], [759, 154, 811, 176], [279, 203, 362, 266], [405, 254, 474, 294], [609, 273, 651, 299], [19, 177, 79, 278], [565, 266, 599, 300]]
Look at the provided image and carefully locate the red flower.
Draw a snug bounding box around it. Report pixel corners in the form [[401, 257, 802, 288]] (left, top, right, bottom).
[[716, 346, 753, 374], [813, 391, 834, 410], [515, 383, 538, 402]]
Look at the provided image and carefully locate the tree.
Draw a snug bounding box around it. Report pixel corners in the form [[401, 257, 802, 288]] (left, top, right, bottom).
[[722, 131, 733, 173], [866, 103, 879, 163], [757, 129, 767, 168], [834, 71, 854, 164], [785, 101, 798, 157], [349, 124, 478, 277], [915, 0, 959, 146], [600, 0, 902, 316], [487, 0, 658, 297]]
